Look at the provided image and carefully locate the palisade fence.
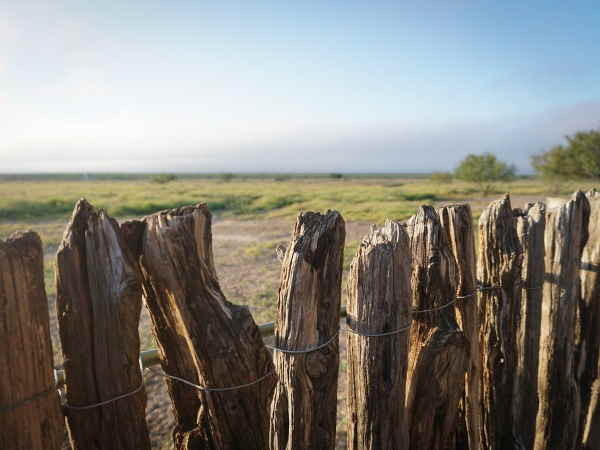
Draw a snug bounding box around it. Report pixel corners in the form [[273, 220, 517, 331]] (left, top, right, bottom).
[[2, 191, 600, 450]]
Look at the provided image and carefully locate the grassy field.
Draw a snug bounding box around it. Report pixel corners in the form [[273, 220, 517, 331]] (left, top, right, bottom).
[[0, 174, 594, 448]]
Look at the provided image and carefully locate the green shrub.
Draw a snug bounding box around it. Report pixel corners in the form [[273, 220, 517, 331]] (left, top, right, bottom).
[[149, 174, 177, 184], [532, 129, 600, 179], [455, 153, 515, 195], [219, 173, 235, 182]]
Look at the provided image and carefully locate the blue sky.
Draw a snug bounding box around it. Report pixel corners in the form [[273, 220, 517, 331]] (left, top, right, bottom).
[[1, 1, 599, 173]]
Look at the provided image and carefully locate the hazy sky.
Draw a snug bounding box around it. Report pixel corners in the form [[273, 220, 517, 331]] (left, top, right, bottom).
[[2, 1, 599, 173]]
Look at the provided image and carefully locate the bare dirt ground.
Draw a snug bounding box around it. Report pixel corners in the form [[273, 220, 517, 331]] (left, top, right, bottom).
[[48, 195, 547, 449]]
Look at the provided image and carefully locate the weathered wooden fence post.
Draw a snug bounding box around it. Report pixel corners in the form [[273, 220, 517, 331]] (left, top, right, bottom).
[[121, 218, 204, 449], [405, 206, 469, 450], [580, 192, 600, 449], [512, 202, 545, 449], [346, 220, 411, 450], [56, 199, 150, 450], [477, 195, 523, 449], [0, 231, 65, 450], [534, 192, 589, 450], [269, 210, 345, 450], [438, 203, 481, 450], [137, 204, 276, 450]]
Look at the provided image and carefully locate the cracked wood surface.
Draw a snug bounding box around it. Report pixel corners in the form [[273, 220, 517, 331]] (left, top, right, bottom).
[[534, 192, 589, 450], [0, 231, 64, 450], [56, 199, 150, 450], [439, 203, 481, 450], [580, 193, 600, 449], [137, 204, 275, 450], [346, 220, 411, 450], [269, 210, 345, 450], [405, 205, 468, 450], [477, 195, 523, 449], [512, 202, 545, 450]]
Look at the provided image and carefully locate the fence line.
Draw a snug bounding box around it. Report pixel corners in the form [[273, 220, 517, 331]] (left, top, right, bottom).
[[3, 192, 600, 450]]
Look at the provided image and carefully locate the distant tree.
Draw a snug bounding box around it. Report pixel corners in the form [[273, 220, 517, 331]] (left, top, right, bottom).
[[150, 174, 177, 184], [532, 129, 600, 179], [430, 172, 453, 184], [220, 173, 235, 182], [329, 173, 344, 180], [455, 153, 515, 195]]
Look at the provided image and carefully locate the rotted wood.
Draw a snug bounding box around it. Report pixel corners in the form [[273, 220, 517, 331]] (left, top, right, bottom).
[[346, 220, 411, 450], [56, 199, 150, 450], [136, 204, 276, 450], [580, 193, 600, 449], [512, 202, 545, 450], [533, 192, 589, 450], [477, 195, 523, 449], [0, 231, 64, 450], [439, 203, 481, 450], [405, 205, 468, 450], [269, 210, 345, 450]]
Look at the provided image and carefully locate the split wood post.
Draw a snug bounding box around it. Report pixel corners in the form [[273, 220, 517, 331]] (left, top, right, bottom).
[[477, 195, 523, 449], [56, 199, 150, 450], [269, 210, 345, 450], [138, 204, 276, 450], [438, 203, 481, 450], [511, 202, 545, 450], [346, 220, 411, 450], [0, 231, 65, 450], [580, 193, 600, 449], [534, 191, 590, 450], [405, 206, 469, 450], [121, 219, 205, 449]]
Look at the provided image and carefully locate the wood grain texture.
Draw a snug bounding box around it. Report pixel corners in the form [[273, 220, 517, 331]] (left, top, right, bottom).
[[579, 194, 600, 448], [534, 192, 589, 450], [269, 210, 345, 450], [405, 205, 468, 450], [0, 231, 65, 450], [582, 356, 600, 449], [407, 327, 469, 450], [512, 202, 545, 450], [439, 203, 481, 450], [56, 199, 150, 450], [477, 195, 523, 450], [346, 220, 411, 450], [139, 204, 275, 450]]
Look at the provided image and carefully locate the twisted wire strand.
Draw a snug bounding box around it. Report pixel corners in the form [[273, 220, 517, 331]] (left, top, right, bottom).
[[62, 358, 145, 410], [266, 329, 340, 354], [153, 368, 275, 392], [345, 321, 412, 337]]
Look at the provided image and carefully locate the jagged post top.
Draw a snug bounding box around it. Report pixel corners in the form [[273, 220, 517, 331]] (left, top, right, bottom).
[[58, 198, 125, 252], [1, 229, 42, 249], [347, 219, 411, 334], [405, 205, 458, 313], [357, 219, 407, 250], [287, 209, 345, 269], [274, 209, 345, 349]]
